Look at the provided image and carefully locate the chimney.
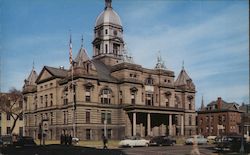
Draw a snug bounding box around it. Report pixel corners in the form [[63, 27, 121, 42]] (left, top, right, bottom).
[[217, 97, 222, 110]]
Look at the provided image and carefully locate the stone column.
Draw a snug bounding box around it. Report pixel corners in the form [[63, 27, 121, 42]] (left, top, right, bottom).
[[181, 115, 184, 136], [133, 113, 136, 136], [147, 113, 151, 136], [169, 114, 172, 136]]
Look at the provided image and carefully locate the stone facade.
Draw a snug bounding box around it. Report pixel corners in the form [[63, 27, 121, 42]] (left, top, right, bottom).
[[23, 0, 197, 140]]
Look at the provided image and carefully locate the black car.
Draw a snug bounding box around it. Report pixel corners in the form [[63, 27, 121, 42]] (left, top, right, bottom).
[[215, 135, 250, 153], [14, 136, 36, 147], [149, 136, 176, 146]]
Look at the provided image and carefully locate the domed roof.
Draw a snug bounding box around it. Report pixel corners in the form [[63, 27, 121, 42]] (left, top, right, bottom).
[[95, 1, 122, 27]]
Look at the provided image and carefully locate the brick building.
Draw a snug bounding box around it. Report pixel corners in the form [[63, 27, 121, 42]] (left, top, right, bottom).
[[197, 97, 242, 137], [23, 0, 197, 140]]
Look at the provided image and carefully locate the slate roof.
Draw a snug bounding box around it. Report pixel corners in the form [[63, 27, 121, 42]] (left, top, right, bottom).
[[44, 66, 68, 78], [91, 59, 118, 82], [175, 69, 191, 86], [74, 48, 90, 66], [199, 98, 241, 112], [25, 68, 38, 86]]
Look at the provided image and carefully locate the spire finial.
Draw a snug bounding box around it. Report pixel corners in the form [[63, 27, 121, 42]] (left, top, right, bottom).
[[201, 95, 205, 109], [81, 35, 84, 48], [105, 0, 112, 9], [182, 60, 184, 70], [32, 60, 35, 70]]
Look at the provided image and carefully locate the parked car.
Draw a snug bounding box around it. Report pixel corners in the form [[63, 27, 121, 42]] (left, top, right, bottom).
[[14, 136, 36, 147], [72, 137, 79, 144], [185, 135, 207, 145], [0, 135, 13, 147], [149, 136, 176, 146], [119, 136, 149, 147], [207, 136, 217, 144], [215, 135, 250, 153]]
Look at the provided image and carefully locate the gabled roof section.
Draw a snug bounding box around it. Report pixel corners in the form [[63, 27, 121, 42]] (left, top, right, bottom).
[[24, 68, 38, 86], [74, 47, 90, 66], [174, 68, 195, 90], [206, 98, 240, 111], [36, 66, 68, 83]]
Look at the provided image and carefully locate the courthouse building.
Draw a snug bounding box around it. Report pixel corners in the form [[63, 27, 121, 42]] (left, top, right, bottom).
[[23, 0, 197, 140]]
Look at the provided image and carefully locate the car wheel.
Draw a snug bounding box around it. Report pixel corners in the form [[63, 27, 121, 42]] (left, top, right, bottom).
[[145, 143, 149, 147]]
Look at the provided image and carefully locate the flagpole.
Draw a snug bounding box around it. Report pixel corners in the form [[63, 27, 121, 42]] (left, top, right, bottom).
[[69, 32, 76, 138]]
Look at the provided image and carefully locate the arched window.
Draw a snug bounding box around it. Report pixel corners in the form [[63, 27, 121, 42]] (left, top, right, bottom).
[[145, 77, 154, 85], [187, 95, 193, 110], [146, 92, 154, 106], [175, 95, 180, 108], [63, 86, 68, 105], [165, 91, 171, 107], [100, 88, 112, 104]]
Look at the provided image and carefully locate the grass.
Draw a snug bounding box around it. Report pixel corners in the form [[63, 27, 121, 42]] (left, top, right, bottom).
[[34, 140, 120, 148]]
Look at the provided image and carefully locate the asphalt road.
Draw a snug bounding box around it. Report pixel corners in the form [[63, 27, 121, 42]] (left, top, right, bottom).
[[121, 144, 217, 155], [1, 144, 248, 155]]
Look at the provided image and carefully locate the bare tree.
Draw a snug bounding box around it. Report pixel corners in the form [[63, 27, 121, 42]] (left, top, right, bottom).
[[0, 87, 23, 134]]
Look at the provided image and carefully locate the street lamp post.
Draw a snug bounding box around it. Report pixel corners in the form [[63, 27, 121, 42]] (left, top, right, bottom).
[[239, 112, 244, 154]]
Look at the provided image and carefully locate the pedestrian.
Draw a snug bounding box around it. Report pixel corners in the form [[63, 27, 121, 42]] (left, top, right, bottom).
[[69, 134, 72, 145], [64, 134, 68, 145], [190, 136, 200, 155], [60, 134, 64, 144], [103, 136, 108, 149]]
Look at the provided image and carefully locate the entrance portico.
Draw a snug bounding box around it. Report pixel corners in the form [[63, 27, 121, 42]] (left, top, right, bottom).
[[124, 105, 185, 137]]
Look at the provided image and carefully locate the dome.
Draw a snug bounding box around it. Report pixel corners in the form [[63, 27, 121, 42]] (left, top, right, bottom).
[[95, 7, 122, 27]]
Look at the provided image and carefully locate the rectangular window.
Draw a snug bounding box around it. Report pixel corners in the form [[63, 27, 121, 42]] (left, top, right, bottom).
[[45, 95, 48, 107], [107, 129, 112, 139], [50, 112, 53, 125], [86, 111, 90, 123], [101, 112, 111, 124], [101, 113, 105, 124], [7, 112, 11, 120], [35, 115, 37, 126], [7, 127, 11, 135], [105, 44, 108, 53], [189, 115, 192, 125], [85, 88, 91, 102], [0, 127, 1, 135], [0, 113, 1, 120], [131, 93, 135, 105], [86, 129, 91, 140], [19, 101, 23, 108], [40, 96, 43, 104], [19, 113, 23, 120], [63, 111, 66, 124], [50, 93, 53, 106], [107, 113, 111, 124], [146, 93, 153, 106], [19, 127, 23, 136]]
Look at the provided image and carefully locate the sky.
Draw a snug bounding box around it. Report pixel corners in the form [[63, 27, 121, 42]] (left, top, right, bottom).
[[0, 0, 249, 109]]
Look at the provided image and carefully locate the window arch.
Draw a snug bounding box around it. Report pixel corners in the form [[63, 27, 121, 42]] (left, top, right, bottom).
[[145, 77, 154, 85], [100, 87, 112, 104], [175, 95, 180, 108], [62, 86, 68, 105]]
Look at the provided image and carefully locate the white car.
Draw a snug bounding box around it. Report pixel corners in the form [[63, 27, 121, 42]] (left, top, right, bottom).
[[119, 136, 150, 147], [185, 135, 208, 145]]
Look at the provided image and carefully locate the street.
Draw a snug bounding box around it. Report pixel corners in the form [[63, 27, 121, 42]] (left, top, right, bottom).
[[1, 144, 249, 155], [121, 144, 216, 155]]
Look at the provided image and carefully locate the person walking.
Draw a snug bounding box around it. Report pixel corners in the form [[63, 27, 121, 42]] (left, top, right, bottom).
[[103, 136, 108, 149], [69, 134, 72, 145], [60, 134, 64, 144]]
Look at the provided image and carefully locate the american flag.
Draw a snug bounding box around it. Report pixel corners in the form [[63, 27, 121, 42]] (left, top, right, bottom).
[[69, 34, 73, 64]]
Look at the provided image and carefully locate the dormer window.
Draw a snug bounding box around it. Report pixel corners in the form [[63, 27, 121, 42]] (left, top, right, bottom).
[[145, 77, 153, 85]]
